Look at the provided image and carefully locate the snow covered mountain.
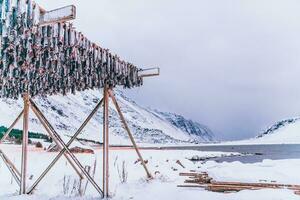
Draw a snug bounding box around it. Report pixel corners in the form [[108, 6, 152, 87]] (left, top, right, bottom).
[[252, 118, 300, 144], [224, 117, 300, 145], [257, 118, 300, 138], [0, 89, 214, 145], [150, 111, 214, 142]]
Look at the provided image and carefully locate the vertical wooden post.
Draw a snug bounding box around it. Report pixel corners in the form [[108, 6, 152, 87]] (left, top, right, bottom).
[[103, 86, 109, 198], [20, 93, 29, 194]]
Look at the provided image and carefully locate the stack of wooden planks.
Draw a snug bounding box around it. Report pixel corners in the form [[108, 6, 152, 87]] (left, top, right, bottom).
[[178, 172, 300, 195]]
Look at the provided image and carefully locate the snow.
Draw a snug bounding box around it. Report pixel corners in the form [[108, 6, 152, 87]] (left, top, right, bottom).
[[202, 159, 300, 185], [251, 121, 300, 144], [115, 186, 298, 200], [0, 144, 300, 200], [4, 188, 298, 200], [216, 118, 300, 145], [0, 89, 213, 145]]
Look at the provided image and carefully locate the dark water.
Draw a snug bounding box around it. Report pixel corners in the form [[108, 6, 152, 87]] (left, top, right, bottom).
[[159, 144, 300, 163]]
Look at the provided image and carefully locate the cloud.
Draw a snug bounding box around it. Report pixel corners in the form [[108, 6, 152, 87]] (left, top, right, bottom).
[[36, 0, 300, 140]]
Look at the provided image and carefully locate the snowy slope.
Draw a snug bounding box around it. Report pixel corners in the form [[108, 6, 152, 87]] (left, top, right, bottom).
[[252, 118, 300, 144], [150, 110, 214, 142], [221, 118, 300, 145], [0, 89, 214, 144]]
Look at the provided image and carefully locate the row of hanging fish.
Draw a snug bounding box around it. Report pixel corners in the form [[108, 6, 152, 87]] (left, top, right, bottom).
[[0, 0, 143, 99]]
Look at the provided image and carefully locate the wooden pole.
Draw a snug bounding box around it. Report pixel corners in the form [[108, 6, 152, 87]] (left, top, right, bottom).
[[0, 150, 21, 186], [0, 111, 23, 182], [20, 94, 29, 194], [0, 110, 24, 143], [29, 100, 83, 178], [108, 89, 152, 179], [103, 86, 109, 198], [0, 149, 21, 177]]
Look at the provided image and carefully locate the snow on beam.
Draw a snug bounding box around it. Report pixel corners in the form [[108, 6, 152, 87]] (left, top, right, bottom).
[[39, 5, 76, 26], [138, 68, 160, 78]]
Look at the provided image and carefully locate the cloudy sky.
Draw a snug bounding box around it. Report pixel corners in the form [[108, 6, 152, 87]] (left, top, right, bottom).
[[36, 0, 300, 140]]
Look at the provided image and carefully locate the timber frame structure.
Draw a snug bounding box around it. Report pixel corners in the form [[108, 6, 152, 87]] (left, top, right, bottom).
[[0, 1, 159, 198], [0, 87, 153, 198]]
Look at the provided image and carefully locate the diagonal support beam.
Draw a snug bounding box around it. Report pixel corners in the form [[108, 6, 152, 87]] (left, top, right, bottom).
[[29, 100, 83, 179], [0, 149, 21, 177], [27, 99, 104, 197], [0, 111, 23, 180], [0, 150, 21, 186], [108, 89, 152, 179], [0, 110, 24, 143]]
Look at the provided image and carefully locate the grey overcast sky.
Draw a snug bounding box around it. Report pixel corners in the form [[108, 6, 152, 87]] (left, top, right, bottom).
[[36, 0, 300, 140]]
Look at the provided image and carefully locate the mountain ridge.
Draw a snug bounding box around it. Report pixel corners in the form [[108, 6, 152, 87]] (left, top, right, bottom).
[[257, 118, 300, 138], [0, 89, 214, 145]]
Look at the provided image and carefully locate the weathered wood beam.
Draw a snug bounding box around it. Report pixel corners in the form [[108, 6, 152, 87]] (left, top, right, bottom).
[[39, 5, 76, 26]]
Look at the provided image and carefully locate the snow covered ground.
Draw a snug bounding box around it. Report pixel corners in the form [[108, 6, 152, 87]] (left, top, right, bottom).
[[1, 144, 300, 200], [215, 118, 300, 145], [0, 89, 214, 145]]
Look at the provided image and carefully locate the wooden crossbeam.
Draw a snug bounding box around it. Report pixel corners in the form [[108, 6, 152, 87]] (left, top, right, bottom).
[[39, 5, 76, 26], [138, 68, 160, 78]]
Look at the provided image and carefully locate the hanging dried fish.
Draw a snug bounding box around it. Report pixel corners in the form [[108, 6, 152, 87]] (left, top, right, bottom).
[[0, 0, 143, 99]]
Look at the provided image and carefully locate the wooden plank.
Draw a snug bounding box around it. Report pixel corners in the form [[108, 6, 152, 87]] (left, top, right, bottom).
[[39, 5, 76, 25], [211, 181, 291, 188], [179, 172, 300, 194], [294, 190, 300, 195], [138, 68, 160, 78], [177, 185, 206, 188], [179, 172, 205, 177]]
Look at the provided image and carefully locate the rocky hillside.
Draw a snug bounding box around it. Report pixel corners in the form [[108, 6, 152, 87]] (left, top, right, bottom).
[[151, 111, 214, 143], [0, 89, 214, 144], [225, 117, 300, 145], [257, 118, 300, 138]]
